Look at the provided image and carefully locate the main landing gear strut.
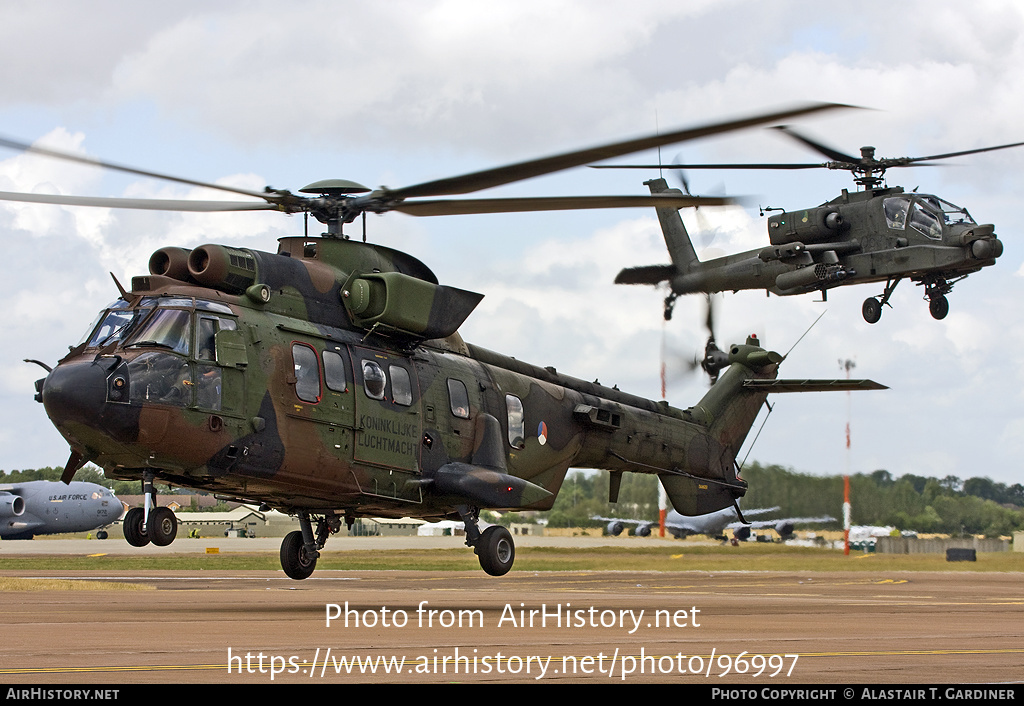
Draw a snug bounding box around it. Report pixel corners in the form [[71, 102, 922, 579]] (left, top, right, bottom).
[[123, 470, 177, 548], [459, 505, 515, 576], [862, 276, 954, 323], [280, 511, 342, 580]]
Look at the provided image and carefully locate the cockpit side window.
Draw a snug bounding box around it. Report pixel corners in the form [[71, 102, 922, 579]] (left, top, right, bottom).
[[883, 197, 910, 230], [196, 316, 237, 361]]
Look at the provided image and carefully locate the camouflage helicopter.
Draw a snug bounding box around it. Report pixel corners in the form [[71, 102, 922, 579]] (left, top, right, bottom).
[[5, 103, 884, 579], [596, 126, 1021, 323]]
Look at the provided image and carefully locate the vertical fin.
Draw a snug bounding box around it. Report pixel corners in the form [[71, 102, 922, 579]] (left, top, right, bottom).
[[645, 177, 701, 273]]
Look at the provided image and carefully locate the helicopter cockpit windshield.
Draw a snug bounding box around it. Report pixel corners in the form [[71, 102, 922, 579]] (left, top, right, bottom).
[[77, 297, 238, 410], [125, 307, 191, 354], [77, 298, 155, 349], [883, 194, 975, 240]]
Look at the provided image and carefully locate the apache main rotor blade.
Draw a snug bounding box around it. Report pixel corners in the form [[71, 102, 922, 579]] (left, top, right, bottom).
[[388, 102, 853, 200], [590, 162, 825, 170], [392, 193, 734, 217], [0, 135, 281, 204], [904, 140, 1024, 164], [771, 125, 861, 163], [0, 190, 279, 212]]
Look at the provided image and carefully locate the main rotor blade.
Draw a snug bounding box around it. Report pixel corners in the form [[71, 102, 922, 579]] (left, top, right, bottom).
[[0, 190, 279, 212], [905, 140, 1024, 164], [389, 102, 853, 200], [391, 194, 734, 217], [591, 162, 825, 170], [771, 125, 861, 163], [0, 135, 280, 203]]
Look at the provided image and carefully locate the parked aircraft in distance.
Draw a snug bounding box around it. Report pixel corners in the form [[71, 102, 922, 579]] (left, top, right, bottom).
[[596, 505, 834, 541], [0, 480, 124, 539]]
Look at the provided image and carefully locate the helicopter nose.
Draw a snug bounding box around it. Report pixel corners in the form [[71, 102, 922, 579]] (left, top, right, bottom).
[[41, 360, 138, 443]]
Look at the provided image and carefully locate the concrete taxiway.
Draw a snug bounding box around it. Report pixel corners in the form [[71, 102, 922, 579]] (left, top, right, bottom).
[[1, 561, 1021, 684]]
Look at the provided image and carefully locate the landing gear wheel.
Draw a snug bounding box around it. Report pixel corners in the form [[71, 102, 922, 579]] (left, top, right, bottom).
[[475, 526, 515, 576], [96, 530, 108, 540], [929, 294, 949, 320], [862, 297, 882, 324], [280, 530, 317, 580], [148, 507, 177, 547], [123, 507, 149, 547]]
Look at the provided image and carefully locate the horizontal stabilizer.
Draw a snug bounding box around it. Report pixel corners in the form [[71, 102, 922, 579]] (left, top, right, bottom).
[[743, 379, 887, 392], [615, 264, 676, 285]]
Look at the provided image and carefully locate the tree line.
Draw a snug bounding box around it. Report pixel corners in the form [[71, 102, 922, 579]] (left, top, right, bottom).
[[531, 462, 1024, 538]]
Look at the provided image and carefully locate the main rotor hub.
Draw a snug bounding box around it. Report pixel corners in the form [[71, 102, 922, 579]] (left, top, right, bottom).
[[299, 179, 370, 196]]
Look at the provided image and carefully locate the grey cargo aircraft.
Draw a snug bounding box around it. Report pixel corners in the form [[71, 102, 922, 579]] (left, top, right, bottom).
[[0, 480, 124, 539]]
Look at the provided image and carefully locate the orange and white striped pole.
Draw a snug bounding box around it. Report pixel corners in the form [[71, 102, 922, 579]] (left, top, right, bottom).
[[658, 482, 668, 537], [843, 475, 851, 556], [840, 359, 854, 556]]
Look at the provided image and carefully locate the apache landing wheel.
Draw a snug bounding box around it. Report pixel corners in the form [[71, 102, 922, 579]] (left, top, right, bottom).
[[122, 507, 150, 547], [862, 297, 882, 324], [148, 507, 178, 547], [475, 526, 515, 576], [280, 530, 318, 580], [929, 294, 949, 320]]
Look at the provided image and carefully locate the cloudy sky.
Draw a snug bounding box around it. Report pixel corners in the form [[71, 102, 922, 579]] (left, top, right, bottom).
[[1, 0, 1022, 488]]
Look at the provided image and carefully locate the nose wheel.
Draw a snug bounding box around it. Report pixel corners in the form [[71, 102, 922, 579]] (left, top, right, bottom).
[[148, 507, 178, 546], [122, 507, 149, 547], [122, 471, 177, 547]]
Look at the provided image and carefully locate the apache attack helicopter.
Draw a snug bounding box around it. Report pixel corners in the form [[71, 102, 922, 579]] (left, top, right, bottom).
[[4, 103, 884, 579], [597, 126, 1021, 324]]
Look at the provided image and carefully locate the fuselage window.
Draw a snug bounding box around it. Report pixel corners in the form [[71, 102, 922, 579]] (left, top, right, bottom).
[[390, 365, 413, 406], [323, 350, 348, 392], [506, 394, 525, 448], [448, 378, 470, 419], [362, 360, 387, 400], [292, 343, 321, 403]]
